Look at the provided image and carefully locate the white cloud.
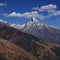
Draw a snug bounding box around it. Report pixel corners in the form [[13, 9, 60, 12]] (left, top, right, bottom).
[[3, 12, 22, 17], [7, 12, 22, 17], [52, 11, 60, 16], [32, 7, 39, 10], [3, 4, 60, 20], [22, 11, 38, 18], [32, 4, 57, 12], [22, 12, 48, 20], [3, 11, 47, 20], [0, 19, 7, 23], [3, 11, 38, 18], [0, 3, 7, 6], [32, 4, 60, 16], [39, 4, 57, 12], [48, 10, 60, 16]]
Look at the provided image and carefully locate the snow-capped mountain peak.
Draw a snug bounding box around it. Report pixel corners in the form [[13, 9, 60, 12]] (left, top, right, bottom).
[[31, 17, 39, 23], [11, 17, 45, 30], [22, 17, 46, 31], [25, 17, 40, 28], [10, 18, 60, 31]]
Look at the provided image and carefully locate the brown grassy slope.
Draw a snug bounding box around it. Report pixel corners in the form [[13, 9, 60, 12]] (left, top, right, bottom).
[[0, 38, 37, 60], [0, 38, 60, 60]]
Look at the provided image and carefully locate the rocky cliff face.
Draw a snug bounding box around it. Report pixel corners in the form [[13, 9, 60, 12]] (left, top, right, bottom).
[[0, 22, 60, 60]]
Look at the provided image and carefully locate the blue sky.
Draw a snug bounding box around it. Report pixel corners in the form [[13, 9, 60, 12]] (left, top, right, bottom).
[[0, 0, 60, 27]]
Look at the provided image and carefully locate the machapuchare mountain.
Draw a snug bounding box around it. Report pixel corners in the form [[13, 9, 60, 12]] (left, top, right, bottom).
[[0, 20, 60, 60], [11, 17, 60, 44]]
